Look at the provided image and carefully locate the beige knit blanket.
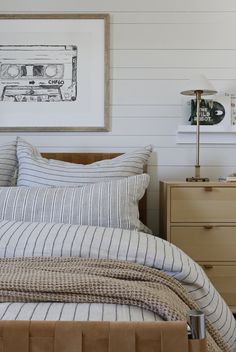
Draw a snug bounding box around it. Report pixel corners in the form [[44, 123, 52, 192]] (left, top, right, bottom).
[[0, 257, 230, 352]]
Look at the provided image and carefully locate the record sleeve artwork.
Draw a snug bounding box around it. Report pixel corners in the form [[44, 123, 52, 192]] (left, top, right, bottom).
[[189, 98, 225, 125], [0, 45, 77, 103]]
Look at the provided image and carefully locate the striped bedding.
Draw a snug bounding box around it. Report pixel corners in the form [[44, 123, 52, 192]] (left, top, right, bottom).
[[0, 140, 17, 186], [17, 138, 152, 187], [0, 220, 235, 351], [0, 175, 151, 233]]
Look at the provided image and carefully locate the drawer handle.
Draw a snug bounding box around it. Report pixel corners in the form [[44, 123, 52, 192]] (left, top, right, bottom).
[[204, 186, 213, 192], [204, 225, 213, 230], [203, 265, 213, 269]]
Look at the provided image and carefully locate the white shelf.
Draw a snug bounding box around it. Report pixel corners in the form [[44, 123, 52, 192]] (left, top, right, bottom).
[[177, 95, 235, 144], [176, 125, 236, 144]]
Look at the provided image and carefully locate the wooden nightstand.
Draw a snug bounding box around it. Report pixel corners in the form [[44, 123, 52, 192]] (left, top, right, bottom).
[[159, 180, 236, 313]]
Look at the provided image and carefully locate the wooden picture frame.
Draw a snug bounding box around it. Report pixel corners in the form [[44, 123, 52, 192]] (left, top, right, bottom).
[[0, 14, 110, 131]]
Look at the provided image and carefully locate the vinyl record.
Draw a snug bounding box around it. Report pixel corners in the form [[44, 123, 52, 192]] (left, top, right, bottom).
[[190, 99, 225, 125], [210, 101, 225, 124]]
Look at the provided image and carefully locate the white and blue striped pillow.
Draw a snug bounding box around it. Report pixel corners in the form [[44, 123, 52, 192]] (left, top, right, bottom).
[[0, 140, 17, 186], [16, 138, 152, 187], [0, 174, 151, 232]]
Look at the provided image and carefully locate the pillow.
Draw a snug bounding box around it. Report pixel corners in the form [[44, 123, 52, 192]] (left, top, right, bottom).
[[0, 140, 17, 186], [16, 138, 152, 187], [0, 174, 151, 233]]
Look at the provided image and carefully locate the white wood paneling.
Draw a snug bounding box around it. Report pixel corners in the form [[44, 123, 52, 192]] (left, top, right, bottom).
[[112, 49, 236, 69], [1, 1, 236, 233], [156, 147, 236, 166], [111, 12, 236, 24], [111, 105, 182, 117], [112, 80, 183, 105], [112, 23, 236, 49], [111, 80, 236, 105], [112, 68, 236, 80], [2, 0, 236, 12], [112, 117, 182, 134], [149, 165, 236, 191], [7, 135, 176, 149]]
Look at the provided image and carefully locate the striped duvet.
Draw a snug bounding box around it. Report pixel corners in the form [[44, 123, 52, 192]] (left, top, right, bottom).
[[0, 220, 235, 351]]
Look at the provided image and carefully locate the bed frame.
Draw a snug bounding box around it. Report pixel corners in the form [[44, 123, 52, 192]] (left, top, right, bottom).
[[0, 317, 207, 352], [0, 152, 207, 352]]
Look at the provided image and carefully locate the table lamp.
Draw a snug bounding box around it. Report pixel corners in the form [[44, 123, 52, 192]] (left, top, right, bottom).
[[180, 75, 217, 182]]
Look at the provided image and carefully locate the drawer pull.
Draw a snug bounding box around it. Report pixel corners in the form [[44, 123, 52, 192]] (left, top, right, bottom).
[[204, 225, 213, 230], [203, 265, 213, 269], [204, 186, 213, 192]]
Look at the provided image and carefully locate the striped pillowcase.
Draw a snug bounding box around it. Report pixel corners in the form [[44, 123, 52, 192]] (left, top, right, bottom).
[[16, 138, 152, 187], [0, 140, 17, 186], [0, 174, 151, 232]]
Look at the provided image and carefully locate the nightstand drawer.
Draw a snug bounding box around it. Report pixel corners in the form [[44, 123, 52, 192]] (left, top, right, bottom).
[[171, 226, 236, 262], [201, 264, 236, 307], [171, 187, 236, 222]]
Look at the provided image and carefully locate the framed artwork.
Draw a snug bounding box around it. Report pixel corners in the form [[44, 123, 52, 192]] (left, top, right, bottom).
[[0, 14, 110, 131]]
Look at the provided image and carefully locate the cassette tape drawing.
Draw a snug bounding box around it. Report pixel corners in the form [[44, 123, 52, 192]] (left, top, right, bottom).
[[0, 45, 77, 102]]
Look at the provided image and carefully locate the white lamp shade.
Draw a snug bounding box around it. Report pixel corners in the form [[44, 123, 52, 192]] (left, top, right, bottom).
[[181, 74, 217, 96]]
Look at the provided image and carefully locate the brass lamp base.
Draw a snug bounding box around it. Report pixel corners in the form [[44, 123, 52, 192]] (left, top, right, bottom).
[[181, 77, 217, 186], [186, 165, 209, 182], [186, 176, 209, 182]]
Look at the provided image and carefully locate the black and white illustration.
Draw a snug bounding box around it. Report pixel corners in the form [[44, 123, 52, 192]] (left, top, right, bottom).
[[180, 94, 231, 135], [189, 98, 225, 125], [0, 45, 77, 102], [0, 14, 108, 131]]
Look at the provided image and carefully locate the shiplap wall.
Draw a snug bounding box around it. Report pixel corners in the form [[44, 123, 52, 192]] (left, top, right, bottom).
[[1, 0, 236, 233]]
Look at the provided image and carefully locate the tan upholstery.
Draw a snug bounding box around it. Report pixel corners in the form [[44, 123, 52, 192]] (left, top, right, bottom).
[[0, 321, 189, 352]]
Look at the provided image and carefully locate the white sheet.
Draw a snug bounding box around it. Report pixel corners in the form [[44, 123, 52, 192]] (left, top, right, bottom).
[[0, 302, 162, 322]]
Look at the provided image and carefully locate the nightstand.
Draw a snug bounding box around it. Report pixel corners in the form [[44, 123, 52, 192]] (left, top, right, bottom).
[[159, 180, 236, 313]]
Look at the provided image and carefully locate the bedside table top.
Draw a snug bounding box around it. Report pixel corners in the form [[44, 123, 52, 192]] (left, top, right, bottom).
[[159, 180, 234, 187]]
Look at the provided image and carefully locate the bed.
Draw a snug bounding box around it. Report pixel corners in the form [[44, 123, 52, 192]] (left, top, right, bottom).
[[0, 141, 234, 352]]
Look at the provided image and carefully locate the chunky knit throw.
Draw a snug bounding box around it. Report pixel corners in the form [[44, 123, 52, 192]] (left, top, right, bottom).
[[0, 257, 230, 352]]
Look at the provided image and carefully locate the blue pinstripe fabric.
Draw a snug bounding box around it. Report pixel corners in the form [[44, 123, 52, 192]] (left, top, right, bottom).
[[0, 220, 234, 350]]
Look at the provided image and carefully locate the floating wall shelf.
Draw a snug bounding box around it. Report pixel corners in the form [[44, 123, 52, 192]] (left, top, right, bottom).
[[176, 124, 236, 144]]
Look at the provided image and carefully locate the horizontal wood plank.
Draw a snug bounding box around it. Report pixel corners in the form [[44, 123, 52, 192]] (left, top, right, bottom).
[[112, 23, 236, 49], [111, 12, 236, 24], [112, 117, 182, 135], [111, 105, 182, 117], [1, 0, 236, 12], [111, 80, 233, 105], [111, 49, 236, 68], [112, 68, 236, 80]]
